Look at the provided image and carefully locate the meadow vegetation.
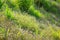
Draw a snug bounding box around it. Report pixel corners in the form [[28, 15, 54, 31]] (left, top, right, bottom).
[[0, 0, 60, 40]]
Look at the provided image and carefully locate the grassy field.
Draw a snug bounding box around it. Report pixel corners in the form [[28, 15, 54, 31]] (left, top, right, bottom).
[[0, 0, 60, 40]]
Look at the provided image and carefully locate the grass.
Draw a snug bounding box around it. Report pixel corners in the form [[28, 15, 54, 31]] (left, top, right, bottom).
[[6, 0, 19, 10], [19, 0, 34, 11], [0, 9, 60, 40], [0, 0, 60, 40], [13, 13, 39, 34], [35, 0, 60, 14], [28, 6, 44, 18], [4, 4, 15, 20]]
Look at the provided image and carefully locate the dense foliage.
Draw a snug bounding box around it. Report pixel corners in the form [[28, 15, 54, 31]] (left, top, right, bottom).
[[0, 0, 60, 40]]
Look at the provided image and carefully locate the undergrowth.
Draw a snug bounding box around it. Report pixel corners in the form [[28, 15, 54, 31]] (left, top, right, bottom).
[[0, 0, 60, 40]]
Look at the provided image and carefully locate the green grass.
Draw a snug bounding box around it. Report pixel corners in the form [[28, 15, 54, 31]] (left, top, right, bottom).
[[28, 6, 44, 18], [19, 0, 34, 11], [0, 0, 60, 40], [35, 0, 60, 14], [13, 13, 39, 34], [6, 0, 19, 10], [0, 0, 4, 9]]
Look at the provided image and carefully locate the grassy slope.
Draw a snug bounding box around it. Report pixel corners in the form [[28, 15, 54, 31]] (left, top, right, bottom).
[[0, 0, 60, 40]]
